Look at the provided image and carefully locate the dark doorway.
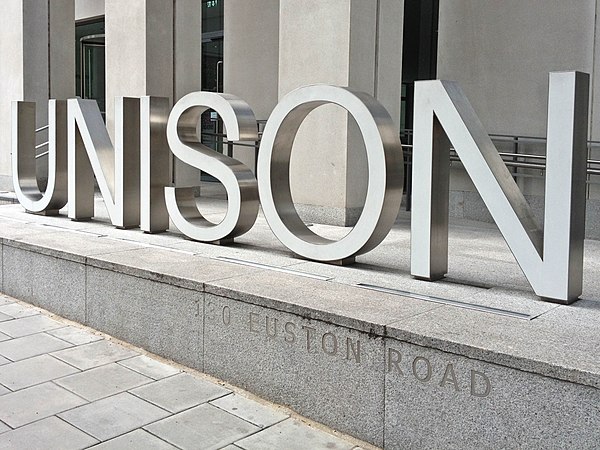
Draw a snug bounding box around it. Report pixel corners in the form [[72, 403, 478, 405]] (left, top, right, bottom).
[[401, 0, 439, 135], [201, 0, 225, 158], [401, 0, 439, 209], [76, 18, 106, 121]]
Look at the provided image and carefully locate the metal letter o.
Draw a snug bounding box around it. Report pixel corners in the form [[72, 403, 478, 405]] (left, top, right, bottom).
[[257, 85, 403, 262]]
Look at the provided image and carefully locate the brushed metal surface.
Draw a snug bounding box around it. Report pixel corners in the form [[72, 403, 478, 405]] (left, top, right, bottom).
[[257, 85, 403, 263], [165, 92, 259, 242], [12, 100, 68, 213], [67, 97, 141, 228], [411, 72, 589, 303], [140, 96, 170, 233]]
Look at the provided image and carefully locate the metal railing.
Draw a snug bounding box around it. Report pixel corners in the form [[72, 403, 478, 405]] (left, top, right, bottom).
[[200, 119, 267, 173], [36, 121, 600, 211], [400, 129, 600, 210], [400, 129, 600, 178], [35, 124, 49, 159]]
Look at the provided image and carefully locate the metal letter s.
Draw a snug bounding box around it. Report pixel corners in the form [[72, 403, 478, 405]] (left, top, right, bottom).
[[165, 92, 259, 242]]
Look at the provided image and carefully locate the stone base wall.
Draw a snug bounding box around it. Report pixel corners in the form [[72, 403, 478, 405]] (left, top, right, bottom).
[[1, 234, 599, 448]]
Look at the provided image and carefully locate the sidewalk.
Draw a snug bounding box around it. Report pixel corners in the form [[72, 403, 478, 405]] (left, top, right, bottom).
[[0, 294, 369, 450]]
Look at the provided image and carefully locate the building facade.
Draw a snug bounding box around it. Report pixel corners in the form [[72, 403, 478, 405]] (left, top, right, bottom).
[[1, 0, 599, 234]]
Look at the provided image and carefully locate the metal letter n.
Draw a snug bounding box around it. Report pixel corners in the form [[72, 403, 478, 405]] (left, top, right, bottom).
[[411, 72, 589, 304]]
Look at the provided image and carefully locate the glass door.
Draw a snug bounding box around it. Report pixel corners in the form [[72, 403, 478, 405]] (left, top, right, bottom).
[[80, 34, 106, 119], [201, 0, 224, 155], [76, 19, 106, 121]]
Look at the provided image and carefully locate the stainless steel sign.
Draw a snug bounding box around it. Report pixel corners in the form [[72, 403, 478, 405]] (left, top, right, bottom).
[[11, 71, 589, 304]]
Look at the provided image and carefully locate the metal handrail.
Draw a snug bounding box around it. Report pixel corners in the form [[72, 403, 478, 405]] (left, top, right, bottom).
[[32, 122, 600, 183], [401, 130, 600, 178], [35, 122, 49, 160], [401, 146, 600, 178]]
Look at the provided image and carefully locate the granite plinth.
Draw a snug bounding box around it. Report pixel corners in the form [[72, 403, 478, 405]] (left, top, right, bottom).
[[0, 199, 599, 448]]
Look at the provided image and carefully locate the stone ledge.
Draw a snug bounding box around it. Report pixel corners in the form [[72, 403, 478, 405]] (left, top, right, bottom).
[[0, 206, 599, 447], [1, 230, 599, 391]]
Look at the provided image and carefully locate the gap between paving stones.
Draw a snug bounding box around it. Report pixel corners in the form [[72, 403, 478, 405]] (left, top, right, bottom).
[[0, 295, 376, 450]]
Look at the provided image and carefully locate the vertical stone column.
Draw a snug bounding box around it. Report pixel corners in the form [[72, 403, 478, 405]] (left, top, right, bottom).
[[279, 0, 403, 226], [105, 0, 201, 184], [0, 0, 75, 190], [75, 0, 105, 21], [224, 0, 280, 173], [174, 0, 202, 101], [173, 0, 202, 185], [49, 1, 76, 102], [105, 0, 173, 137]]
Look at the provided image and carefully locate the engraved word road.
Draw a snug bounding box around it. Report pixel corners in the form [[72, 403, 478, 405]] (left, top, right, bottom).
[[206, 300, 493, 398]]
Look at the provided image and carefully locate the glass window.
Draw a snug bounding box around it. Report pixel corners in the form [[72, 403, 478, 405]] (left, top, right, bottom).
[[76, 19, 106, 120]]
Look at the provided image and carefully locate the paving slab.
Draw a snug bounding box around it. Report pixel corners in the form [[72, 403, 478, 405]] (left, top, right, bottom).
[[0, 354, 79, 390], [55, 363, 153, 401], [47, 326, 104, 345], [235, 418, 355, 450], [205, 271, 440, 336], [0, 314, 65, 338], [144, 403, 259, 450], [52, 340, 139, 370], [90, 429, 177, 450], [0, 219, 61, 240], [0, 303, 39, 318], [0, 204, 110, 234], [0, 314, 12, 324], [0, 382, 87, 428], [291, 259, 489, 302], [130, 372, 231, 413], [168, 232, 306, 268], [3, 229, 140, 263], [118, 355, 181, 380], [210, 393, 288, 428], [0, 421, 9, 434], [59, 392, 170, 441], [0, 333, 72, 361], [0, 416, 98, 450]]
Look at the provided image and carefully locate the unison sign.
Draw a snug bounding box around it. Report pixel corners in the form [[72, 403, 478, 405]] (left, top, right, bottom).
[[12, 72, 589, 304]]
